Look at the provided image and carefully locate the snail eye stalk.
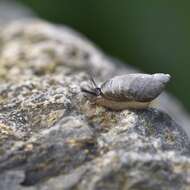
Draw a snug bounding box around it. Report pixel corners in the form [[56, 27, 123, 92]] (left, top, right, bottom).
[[90, 76, 98, 88], [81, 88, 98, 96]]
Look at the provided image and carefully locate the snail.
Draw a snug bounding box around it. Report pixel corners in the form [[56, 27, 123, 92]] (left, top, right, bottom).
[[81, 73, 171, 110]]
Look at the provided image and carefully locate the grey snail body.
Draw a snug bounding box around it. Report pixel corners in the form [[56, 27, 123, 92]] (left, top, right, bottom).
[[81, 73, 171, 110]]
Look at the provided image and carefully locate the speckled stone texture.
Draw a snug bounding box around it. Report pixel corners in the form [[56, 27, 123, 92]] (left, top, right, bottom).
[[0, 19, 190, 190]]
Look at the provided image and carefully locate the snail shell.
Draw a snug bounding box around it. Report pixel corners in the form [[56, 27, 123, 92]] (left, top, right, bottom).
[[100, 73, 170, 102], [82, 73, 171, 110]]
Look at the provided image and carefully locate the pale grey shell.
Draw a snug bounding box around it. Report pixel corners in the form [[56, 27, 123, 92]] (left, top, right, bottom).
[[100, 73, 171, 102]]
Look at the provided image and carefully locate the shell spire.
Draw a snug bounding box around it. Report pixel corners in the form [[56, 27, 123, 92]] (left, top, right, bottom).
[[153, 73, 171, 84]]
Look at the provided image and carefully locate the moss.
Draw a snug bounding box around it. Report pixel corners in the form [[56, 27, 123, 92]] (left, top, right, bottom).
[[0, 64, 8, 80], [0, 148, 5, 155], [164, 132, 176, 144], [0, 123, 13, 137], [43, 48, 57, 58], [82, 102, 118, 129], [0, 95, 7, 104], [139, 115, 156, 136], [46, 110, 64, 127], [173, 162, 190, 173], [27, 109, 64, 131], [27, 33, 49, 43], [33, 63, 57, 76]]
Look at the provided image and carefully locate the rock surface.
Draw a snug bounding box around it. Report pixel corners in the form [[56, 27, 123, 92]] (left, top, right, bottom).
[[0, 0, 34, 25], [0, 17, 190, 190]]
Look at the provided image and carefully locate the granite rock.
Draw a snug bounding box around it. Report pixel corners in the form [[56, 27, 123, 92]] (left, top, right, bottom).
[[0, 18, 190, 190], [0, 0, 34, 25]]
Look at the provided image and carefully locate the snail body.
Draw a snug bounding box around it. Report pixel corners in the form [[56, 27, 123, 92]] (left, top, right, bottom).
[[81, 73, 171, 110]]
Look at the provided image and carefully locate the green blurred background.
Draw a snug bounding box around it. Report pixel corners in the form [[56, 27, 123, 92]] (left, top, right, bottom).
[[18, 0, 190, 111]]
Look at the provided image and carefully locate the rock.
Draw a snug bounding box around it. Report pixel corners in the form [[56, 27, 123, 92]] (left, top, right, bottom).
[[0, 18, 190, 190], [0, 0, 34, 25]]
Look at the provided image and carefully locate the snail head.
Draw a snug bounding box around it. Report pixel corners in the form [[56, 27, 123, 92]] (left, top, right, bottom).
[[81, 76, 101, 96]]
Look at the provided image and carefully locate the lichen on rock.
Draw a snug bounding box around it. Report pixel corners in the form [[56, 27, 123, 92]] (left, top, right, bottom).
[[0, 15, 190, 190]]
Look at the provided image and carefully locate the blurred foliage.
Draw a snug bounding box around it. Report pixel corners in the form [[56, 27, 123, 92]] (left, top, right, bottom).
[[18, 0, 190, 111]]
